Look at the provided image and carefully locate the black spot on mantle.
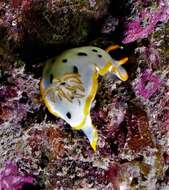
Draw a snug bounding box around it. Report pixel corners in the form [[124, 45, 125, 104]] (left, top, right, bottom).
[[92, 49, 98, 52], [50, 74, 53, 83], [77, 52, 88, 56], [66, 112, 71, 119], [62, 59, 68, 63], [73, 66, 78, 73]]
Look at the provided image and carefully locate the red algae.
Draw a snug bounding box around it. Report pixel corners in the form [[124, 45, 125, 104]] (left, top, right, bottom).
[[126, 104, 154, 152]]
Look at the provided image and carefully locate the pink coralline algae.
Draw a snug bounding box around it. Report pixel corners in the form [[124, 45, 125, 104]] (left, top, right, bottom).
[[0, 161, 34, 190], [123, 0, 169, 43], [133, 69, 161, 99]]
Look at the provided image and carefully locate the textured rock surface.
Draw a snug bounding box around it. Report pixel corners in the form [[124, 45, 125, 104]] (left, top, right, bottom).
[[0, 0, 109, 46], [0, 0, 169, 189]]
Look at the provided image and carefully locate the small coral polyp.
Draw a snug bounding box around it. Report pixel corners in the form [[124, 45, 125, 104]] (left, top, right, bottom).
[[41, 45, 128, 151]]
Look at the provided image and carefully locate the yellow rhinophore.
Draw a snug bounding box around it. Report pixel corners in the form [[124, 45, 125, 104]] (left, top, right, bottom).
[[40, 46, 128, 151]]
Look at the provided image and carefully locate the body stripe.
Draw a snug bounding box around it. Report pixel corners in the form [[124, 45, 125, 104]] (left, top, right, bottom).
[[72, 69, 98, 130]]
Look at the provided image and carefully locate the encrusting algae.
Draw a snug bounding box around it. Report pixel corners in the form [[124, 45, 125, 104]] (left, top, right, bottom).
[[40, 45, 128, 151]]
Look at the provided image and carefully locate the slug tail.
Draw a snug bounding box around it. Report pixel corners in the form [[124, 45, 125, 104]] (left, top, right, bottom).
[[81, 115, 98, 151]]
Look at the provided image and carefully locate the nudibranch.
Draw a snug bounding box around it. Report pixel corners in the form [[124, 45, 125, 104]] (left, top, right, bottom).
[[40, 45, 128, 151]]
